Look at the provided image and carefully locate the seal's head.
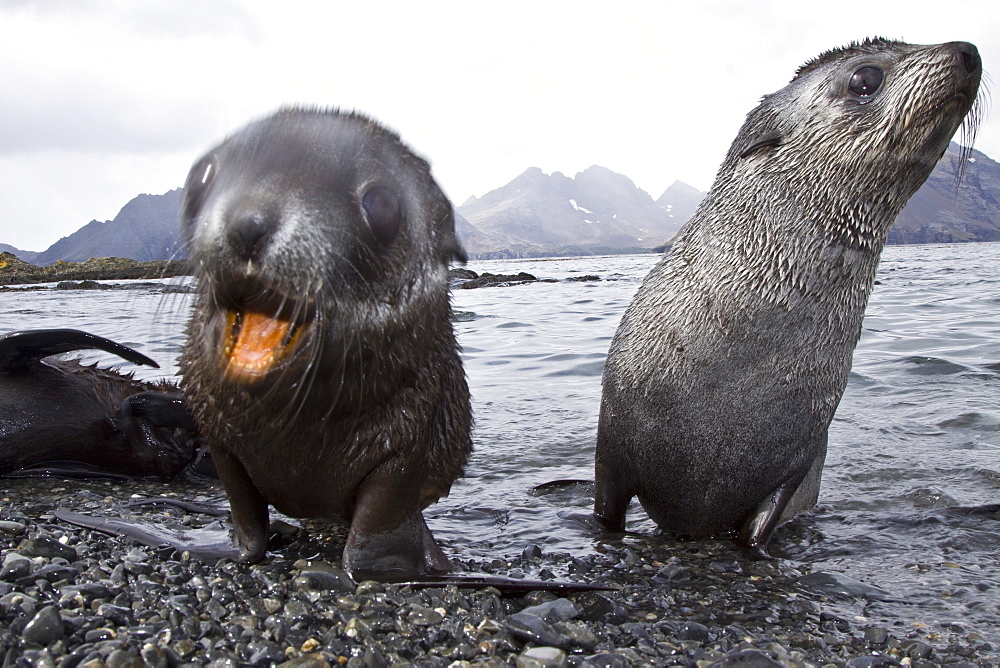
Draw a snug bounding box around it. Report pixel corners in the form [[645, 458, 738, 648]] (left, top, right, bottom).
[[718, 38, 982, 248], [180, 108, 465, 390]]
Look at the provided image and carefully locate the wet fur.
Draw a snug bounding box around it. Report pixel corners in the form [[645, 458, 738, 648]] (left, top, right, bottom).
[[594, 39, 983, 551], [179, 108, 472, 577]]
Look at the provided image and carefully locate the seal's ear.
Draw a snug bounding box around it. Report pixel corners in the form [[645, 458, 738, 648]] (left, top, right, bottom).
[[739, 130, 784, 159]]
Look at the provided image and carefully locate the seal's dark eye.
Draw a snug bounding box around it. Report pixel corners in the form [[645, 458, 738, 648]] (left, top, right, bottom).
[[361, 185, 401, 243], [849, 66, 884, 97], [181, 154, 217, 227]]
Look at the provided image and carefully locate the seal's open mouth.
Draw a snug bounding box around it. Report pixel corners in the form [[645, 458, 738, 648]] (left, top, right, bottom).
[[217, 287, 313, 383]]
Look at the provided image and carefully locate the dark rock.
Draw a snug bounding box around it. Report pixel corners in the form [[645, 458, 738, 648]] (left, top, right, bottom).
[[57, 280, 105, 290], [904, 640, 934, 660], [652, 563, 688, 583], [844, 656, 903, 667], [516, 646, 568, 667], [448, 268, 478, 280], [23, 605, 64, 645], [106, 649, 143, 668], [0, 553, 32, 581], [580, 653, 631, 668], [864, 626, 890, 645], [0, 520, 27, 534], [709, 649, 783, 666], [505, 612, 574, 649], [247, 640, 285, 664], [459, 271, 540, 289], [407, 606, 445, 626], [0, 252, 191, 286], [96, 603, 133, 626], [819, 611, 852, 633], [676, 621, 710, 642], [521, 598, 579, 622], [18, 537, 78, 561], [798, 571, 895, 601], [522, 544, 543, 561], [575, 593, 628, 624], [33, 563, 78, 584], [294, 569, 355, 593]]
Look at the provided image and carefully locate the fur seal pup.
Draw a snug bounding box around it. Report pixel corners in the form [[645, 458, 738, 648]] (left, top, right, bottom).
[[0, 328, 200, 478], [594, 39, 982, 554], [179, 108, 472, 579]]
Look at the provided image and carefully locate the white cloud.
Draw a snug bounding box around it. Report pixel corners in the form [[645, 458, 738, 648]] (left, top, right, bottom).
[[0, 0, 997, 251]]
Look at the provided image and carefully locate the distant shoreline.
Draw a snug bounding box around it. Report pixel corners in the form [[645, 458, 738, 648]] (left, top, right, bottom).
[[0, 252, 190, 286]]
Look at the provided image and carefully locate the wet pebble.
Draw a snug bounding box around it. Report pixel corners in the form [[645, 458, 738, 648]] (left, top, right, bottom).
[[0, 520, 26, 535], [22, 605, 64, 645], [19, 537, 77, 561], [1, 552, 32, 581], [516, 645, 568, 667], [506, 612, 574, 649], [521, 597, 578, 621]]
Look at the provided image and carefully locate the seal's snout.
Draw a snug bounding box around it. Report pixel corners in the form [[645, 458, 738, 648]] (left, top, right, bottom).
[[228, 205, 277, 263], [955, 42, 981, 75]]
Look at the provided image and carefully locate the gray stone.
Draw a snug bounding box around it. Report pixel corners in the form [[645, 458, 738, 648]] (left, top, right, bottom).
[[0, 552, 32, 581], [521, 597, 579, 622], [23, 605, 64, 645], [516, 646, 568, 668], [19, 537, 77, 561], [505, 612, 574, 650]]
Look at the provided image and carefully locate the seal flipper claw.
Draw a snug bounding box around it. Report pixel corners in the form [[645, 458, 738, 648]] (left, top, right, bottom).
[[0, 328, 158, 369]]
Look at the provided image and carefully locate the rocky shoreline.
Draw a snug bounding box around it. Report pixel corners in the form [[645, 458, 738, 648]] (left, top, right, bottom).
[[0, 253, 189, 287], [0, 257, 592, 294], [0, 477, 995, 667]]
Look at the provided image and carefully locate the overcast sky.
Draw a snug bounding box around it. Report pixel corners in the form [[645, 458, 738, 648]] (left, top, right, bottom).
[[1, 0, 997, 252]]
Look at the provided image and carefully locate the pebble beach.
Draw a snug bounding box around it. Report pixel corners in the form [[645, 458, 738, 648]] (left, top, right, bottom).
[[1, 477, 996, 668]]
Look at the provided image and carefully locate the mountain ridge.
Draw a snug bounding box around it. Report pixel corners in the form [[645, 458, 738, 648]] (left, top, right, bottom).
[[6, 142, 999, 263]]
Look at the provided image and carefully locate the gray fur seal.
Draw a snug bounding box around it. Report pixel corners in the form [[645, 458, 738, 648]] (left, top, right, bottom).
[[0, 328, 201, 478], [594, 39, 982, 554], [179, 108, 472, 579]]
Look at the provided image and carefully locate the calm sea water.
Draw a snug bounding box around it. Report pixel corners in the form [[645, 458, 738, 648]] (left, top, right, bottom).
[[1, 242, 998, 638]]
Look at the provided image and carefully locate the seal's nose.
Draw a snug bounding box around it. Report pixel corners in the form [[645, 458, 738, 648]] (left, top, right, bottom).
[[955, 42, 981, 75], [228, 206, 276, 262]]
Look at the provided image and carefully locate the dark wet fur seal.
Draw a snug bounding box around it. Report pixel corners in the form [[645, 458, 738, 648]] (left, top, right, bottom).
[[0, 328, 203, 478], [594, 39, 983, 554], [179, 108, 472, 579]]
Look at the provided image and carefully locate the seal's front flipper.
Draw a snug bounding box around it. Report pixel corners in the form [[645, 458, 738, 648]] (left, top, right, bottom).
[[0, 328, 159, 370], [736, 473, 806, 558], [210, 448, 270, 563], [344, 509, 451, 582], [121, 391, 198, 432], [3, 461, 132, 480], [593, 461, 631, 532], [390, 573, 616, 595], [54, 509, 241, 562], [110, 392, 204, 478], [342, 466, 452, 581]]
